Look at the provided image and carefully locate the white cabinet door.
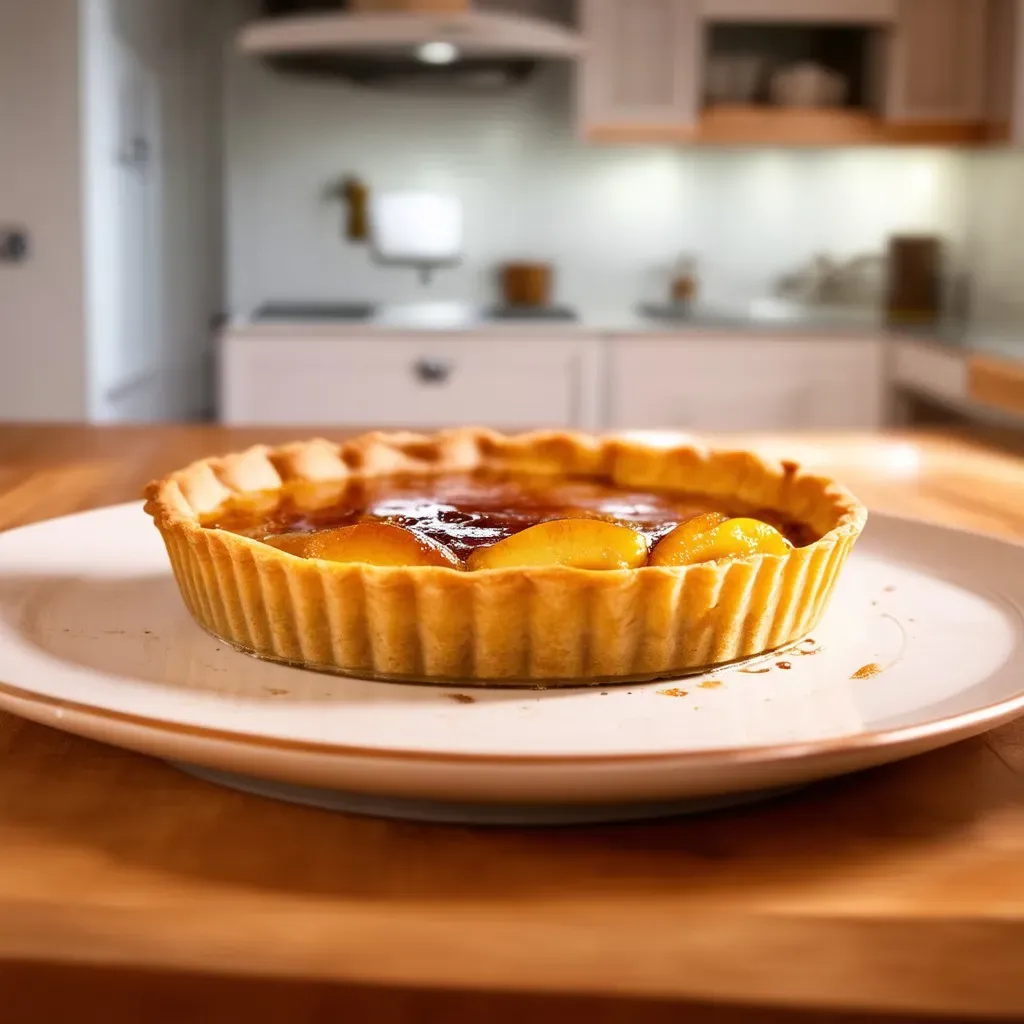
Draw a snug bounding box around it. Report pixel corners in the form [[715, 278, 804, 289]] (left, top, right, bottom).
[[986, 0, 1024, 144], [578, 0, 701, 139], [636, 375, 817, 432], [220, 335, 602, 429], [886, 0, 988, 122], [891, 338, 967, 403], [607, 337, 886, 431]]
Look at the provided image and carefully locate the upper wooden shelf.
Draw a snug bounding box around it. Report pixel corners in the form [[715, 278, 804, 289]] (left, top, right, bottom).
[[586, 105, 989, 147], [700, 105, 885, 145]]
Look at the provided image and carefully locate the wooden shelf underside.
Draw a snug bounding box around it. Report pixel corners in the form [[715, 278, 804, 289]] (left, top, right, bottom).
[[587, 105, 990, 146]]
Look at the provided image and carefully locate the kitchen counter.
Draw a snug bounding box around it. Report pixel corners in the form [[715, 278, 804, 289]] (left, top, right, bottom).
[[229, 300, 1024, 357], [931, 323, 1024, 361], [229, 299, 890, 337], [2, 424, 1024, 1023]]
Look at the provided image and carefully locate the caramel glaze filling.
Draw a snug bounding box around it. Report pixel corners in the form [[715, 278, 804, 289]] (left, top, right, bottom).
[[203, 471, 816, 569]]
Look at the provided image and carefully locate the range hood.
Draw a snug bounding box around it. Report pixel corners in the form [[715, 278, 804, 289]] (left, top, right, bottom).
[[238, 1, 585, 89]]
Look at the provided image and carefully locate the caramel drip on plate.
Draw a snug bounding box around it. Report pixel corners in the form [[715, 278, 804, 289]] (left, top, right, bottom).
[[852, 663, 883, 680]]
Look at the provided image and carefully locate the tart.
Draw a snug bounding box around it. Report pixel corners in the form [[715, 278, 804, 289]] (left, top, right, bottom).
[[144, 429, 866, 686]]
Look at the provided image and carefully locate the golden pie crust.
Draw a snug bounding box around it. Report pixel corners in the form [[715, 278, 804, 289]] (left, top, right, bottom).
[[144, 429, 866, 687]]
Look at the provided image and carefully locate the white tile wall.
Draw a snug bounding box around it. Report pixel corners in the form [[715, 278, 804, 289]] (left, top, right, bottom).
[[962, 152, 1024, 323], [225, 18, 971, 313]]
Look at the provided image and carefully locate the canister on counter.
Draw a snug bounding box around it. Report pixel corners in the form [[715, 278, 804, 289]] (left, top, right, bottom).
[[886, 235, 943, 326]]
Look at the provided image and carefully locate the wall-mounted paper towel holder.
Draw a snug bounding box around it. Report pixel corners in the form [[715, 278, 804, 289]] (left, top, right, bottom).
[[369, 191, 463, 284]]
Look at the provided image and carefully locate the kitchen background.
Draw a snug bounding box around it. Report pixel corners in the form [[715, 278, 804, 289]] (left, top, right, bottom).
[[229, 55, 965, 311], [2, 0, 1024, 429]]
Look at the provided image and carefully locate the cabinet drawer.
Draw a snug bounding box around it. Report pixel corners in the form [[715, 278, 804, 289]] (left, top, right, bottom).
[[608, 337, 885, 431], [221, 338, 588, 428], [654, 378, 817, 431], [892, 339, 967, 402]]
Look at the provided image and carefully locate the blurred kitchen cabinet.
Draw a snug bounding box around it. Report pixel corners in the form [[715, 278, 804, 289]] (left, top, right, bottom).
[[884, 0, 988, 133], [607, 337, 886, 431], [219, 334, 604, 429], [701, 0, 896, 22], [890, 338, 967, 407], [577, 0, 701, 141], [986, 0, 1024, 144]]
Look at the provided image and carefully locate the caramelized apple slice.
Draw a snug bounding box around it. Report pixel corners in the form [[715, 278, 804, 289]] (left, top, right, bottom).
[[267, 523, 463, 569], [467, 518, 648, 571], [263, 531, 313, 557], [650, 517, 790, 567], [663, 511, 729, 543]]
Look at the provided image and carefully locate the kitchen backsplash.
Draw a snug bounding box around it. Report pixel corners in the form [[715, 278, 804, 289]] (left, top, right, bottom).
[[225, 19, 971, 314], [962, 152, 1024, 325]]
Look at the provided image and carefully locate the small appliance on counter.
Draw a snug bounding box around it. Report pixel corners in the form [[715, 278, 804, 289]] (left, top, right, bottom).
[[886, 235, 944, 326], [499, 261, 554, 308], [491, 262, 578, 320]]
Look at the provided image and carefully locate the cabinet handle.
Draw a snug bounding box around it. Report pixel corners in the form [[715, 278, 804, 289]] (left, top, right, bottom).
[[413, 358, 453, 385]]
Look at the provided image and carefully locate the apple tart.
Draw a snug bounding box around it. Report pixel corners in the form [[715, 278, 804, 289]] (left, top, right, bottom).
[[144, 429, 866, 686]]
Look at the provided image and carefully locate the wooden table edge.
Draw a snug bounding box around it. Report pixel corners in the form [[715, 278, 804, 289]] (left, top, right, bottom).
[[3, 901, 1024, 1019]]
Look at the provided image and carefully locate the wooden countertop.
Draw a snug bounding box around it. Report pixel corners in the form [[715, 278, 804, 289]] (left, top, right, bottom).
[[2, 425, 1024, 1024]]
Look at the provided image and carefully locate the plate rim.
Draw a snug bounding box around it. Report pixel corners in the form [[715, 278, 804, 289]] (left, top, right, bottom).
[[1, 503, 1024, 770], [1, 674, 1023, 770]]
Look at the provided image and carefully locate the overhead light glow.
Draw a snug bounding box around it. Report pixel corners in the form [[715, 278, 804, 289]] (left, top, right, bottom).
[[417, 40, 459, 64]]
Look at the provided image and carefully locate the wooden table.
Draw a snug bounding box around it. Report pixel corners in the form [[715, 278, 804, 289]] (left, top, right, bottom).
[[2, 425, 1024, 1024]]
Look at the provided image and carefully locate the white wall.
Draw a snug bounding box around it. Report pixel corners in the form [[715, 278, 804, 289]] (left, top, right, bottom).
[[0, 0, 224, 424], [961, 152, 1024, 323], [225, 18, 970, 313], [0, 0, 88, 421]]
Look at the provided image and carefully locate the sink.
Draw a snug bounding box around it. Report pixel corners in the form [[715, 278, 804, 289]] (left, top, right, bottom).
[[485, 305, 578, 322], [638, 302, 696, 322], [253, 302, 377, 322]]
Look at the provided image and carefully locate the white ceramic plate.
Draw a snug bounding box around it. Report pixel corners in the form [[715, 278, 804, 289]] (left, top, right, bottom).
[[0, 503, 1022, 824]]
